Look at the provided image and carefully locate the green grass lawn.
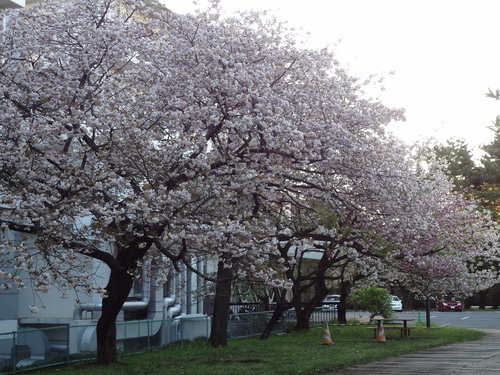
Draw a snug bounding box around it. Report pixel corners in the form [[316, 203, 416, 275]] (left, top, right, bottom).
[[38, 324, 484, 375]]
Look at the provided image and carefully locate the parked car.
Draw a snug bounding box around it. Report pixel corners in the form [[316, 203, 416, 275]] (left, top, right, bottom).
[[437, 296, 462, 311], [390, 295, 403, 312], [322, 294, 340, 311]]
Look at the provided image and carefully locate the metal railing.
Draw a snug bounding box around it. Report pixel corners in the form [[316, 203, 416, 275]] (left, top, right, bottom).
[[0, 308, 337, 375]]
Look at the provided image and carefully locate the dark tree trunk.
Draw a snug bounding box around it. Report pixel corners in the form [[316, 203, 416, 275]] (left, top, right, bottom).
[[96, 240, 150, 364], [294, 307, 310, 330], [96, 267, 134, 364], [293, 279, 328, 331], [492, 286, 500, 309], [256, 292, 271, 311], [463, 295, 473, 309], [208, 260, 233, 347], [294, 297, 325, 331], [337, 281, 351, 324], [260, 289, 289, 339], [479, 290, 487, 309], [260, 306, 287, 339], [493, 295, 500, 309]]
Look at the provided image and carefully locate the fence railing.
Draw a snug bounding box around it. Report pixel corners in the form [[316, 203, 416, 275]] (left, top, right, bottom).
[[0, 308, 337, 375]]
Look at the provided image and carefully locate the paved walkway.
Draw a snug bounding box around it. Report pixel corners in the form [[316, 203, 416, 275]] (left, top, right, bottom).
[[328, 329, 500, 374]]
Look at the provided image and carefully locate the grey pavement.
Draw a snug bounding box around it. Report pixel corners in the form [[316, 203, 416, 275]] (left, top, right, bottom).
[[327, 329, 500, 374]]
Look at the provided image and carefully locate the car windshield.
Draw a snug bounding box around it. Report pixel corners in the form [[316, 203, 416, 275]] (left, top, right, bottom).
[[442, 296, 459, 301], [325, 296, 339, 302]]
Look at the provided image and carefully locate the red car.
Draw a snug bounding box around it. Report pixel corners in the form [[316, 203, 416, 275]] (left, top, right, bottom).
[[437, 296, 462, 312]]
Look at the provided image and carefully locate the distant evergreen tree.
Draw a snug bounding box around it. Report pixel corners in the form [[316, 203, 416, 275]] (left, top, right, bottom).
[[433, 89, 500, 308], [480, 114, 500, 183], [433, 122, 500, 221], [474, 114, 500, 221], [433, 138, 480, 189]]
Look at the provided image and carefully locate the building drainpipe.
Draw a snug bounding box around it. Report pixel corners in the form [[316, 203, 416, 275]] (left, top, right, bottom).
[[72, 261, 152, 320]]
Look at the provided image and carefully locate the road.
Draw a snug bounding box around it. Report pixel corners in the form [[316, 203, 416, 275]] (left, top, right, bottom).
[[315, 309, 500, 330], [383, 310, 500, 330]]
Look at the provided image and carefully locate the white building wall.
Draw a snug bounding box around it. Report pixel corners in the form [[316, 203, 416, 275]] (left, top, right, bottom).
[[0, 0, 25, 9], [17, 254, 101, 323]]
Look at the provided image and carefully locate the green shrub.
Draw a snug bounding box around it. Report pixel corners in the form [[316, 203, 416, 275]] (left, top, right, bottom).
[[349, 287, 393, 318]]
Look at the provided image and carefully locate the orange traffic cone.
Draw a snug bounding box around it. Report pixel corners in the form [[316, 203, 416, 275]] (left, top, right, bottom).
[[376, 322, 386, 343], [322, 322, 334, 345]]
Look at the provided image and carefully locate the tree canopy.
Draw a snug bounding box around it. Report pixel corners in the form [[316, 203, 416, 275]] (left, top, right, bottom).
[[1, 0, 498, 364]]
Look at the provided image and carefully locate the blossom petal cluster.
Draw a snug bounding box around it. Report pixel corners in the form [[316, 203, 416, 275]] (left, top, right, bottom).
[[0, 0, 496, 311]]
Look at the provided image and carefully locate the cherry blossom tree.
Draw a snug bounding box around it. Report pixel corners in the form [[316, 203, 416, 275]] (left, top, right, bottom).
[[2, 0, 495, 365], [0, 0, 408, 362], [258, 143, 500, 334], [383, 154, 500, 297]]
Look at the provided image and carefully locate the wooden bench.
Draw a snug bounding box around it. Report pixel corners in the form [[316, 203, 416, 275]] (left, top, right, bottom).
[[367, 326, 416, 339]]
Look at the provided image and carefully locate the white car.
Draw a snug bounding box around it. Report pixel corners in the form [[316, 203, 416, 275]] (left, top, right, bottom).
[[391, 295, 403, 311], [322, 294, 340, 311]]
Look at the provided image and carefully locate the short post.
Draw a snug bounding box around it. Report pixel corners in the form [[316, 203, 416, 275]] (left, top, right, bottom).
[[426, 296, 431, 328], [12, 331, 17, 375], [66, 325, 70, 364]]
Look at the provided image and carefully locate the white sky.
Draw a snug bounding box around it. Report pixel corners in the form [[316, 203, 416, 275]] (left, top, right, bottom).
[[162, 0, 500, 153]]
